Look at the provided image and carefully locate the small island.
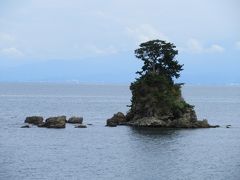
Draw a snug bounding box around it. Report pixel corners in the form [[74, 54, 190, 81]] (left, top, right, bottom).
[[107, 39, 219, 128]]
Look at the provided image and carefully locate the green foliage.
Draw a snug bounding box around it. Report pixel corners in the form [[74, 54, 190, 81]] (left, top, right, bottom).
[[135, 39, 183, 82], [127, 39, 192, 121]]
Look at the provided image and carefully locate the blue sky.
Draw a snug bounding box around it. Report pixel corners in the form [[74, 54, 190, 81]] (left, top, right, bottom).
[[0, 0, 239, 84]]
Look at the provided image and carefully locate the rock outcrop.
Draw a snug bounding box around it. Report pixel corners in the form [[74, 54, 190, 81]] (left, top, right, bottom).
[[38, 116, 66, 128], [108, 110, 219, 128], [127, 117, 211, 128], [67, 116, 83, 124], [105, 39, 219, 129], [106, 112, 127, 127], [23, 115, 92, 129], [106, 74, 219, 128], [25, 116, 43, 125]]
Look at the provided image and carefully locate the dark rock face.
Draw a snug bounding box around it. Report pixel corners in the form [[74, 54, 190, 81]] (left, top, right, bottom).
[[75, 124, 87, 128], [127, 116, 211, 128], [121, 74, 219, 128], [126, 107, 216, 128], [21, 125, 30, 128], [25, 116, 43, 125], [107, 77, 219, 128], [107, 124, 117, 127], [67, 116, 83, 124], [106, 112, 126, 127], [39, 116, 66, 128], [210, 125, 220, 128]]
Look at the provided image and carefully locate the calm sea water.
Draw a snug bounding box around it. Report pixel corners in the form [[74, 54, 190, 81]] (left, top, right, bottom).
[[0, 83, 239, 180]]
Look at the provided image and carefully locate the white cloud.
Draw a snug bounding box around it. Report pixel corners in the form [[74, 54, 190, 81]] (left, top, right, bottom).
[[0, 47, 24, 57], [235, 41, 240, 50], [0, 32, 15, 43], [126, 24, 168, 43], [0, 33, 24, 58], [0, 32, 15, 49], [183, 38, 224, 54], [207, 44, 225, 53]]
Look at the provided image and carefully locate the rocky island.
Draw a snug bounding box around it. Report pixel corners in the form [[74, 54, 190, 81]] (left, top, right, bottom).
[[22, 116, 87, 128], [107, 39, 219, 128]]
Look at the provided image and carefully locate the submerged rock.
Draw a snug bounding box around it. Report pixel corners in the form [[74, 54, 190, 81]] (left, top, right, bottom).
[[107, 123, 117, 127], [25, 116, 43, 125], [39, 116, 66, 128], [21, 124, 30, 128], [67, 116, 83, 124], [75, 124, 87, 128], [210, 125, 220, 128], [106, 112, 126, 127]]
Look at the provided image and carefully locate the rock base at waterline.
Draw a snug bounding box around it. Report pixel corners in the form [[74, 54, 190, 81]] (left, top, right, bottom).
[[106, 112, 219, 128]]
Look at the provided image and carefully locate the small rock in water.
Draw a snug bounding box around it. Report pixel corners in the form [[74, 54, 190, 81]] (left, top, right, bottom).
[[210, 125, 220, 128], [87, 123, 93, 125], [37, 123, 45, 128], [25, 116, 43, 125], [226, 125, 231, 128], [67, 116, 83, 124], [106, 112, 126, 127], [75, 124, 87, 128], [106, 124, 117, 127], [21, 125, 30, 128], [43, 116, 66, 128]]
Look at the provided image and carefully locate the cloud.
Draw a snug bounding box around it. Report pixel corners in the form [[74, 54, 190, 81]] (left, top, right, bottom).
[[0, 32, 15, 43], [126, 24, 168, 43], [207, 44, 225, 53], [0, 32, 15, 49], [0, 33, 24, 58], [235, 41, 240, 50], [0, 47, 24, 57], [183, 38, 224, 54]]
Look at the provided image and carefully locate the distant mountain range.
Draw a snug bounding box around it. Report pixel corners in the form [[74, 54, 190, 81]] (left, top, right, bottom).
[[0, 51, 239, 85]]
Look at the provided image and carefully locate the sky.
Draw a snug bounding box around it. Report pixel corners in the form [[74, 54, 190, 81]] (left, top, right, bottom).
[[0, 0, 239, 84]]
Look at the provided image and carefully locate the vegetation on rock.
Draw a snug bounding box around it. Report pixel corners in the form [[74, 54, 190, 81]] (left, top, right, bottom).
[[126, 40, 189, 120], [104, 39, 218, 128], [124, 39, 214, 128]]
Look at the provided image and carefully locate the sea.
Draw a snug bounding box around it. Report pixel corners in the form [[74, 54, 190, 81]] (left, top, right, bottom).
[[0, 83, 239, 180]]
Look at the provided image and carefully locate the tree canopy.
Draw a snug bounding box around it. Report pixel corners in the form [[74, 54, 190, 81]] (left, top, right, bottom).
[[134, 40, 183, 82]]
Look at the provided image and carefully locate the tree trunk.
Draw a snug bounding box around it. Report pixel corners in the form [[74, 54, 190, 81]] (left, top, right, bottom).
[[152, 63, 156, 74]]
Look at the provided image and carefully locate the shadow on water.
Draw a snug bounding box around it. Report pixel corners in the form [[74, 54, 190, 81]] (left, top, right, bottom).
[[127, 126, 187, 141], [130, 126, 180, 135], [125, 127, 191, 156], [128, 126, 202, 141], [130, 127, 194, 136]]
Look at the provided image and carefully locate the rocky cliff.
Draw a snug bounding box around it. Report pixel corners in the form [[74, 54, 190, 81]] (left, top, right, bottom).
[[107, 74, 218, 128]]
